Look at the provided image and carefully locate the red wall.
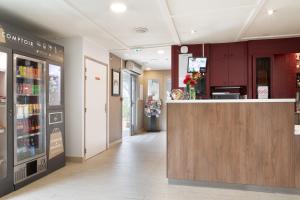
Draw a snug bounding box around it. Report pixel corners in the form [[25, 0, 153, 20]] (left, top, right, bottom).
[[171, 44, 210, 97], [247, 38, 300, 98], [172, 37, 300, 99]]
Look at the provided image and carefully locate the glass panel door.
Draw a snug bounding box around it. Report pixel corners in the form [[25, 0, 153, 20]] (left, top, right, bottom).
[[122, 71, 131, 137], [0, 51, 7, 179], [14, 54, 46, 165], [131, 76, 137, 134], [256, 57, 271, 99]]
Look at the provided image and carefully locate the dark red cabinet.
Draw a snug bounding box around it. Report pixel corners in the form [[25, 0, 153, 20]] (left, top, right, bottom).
[[272, 54, 296, 98], [210, 42, 247, 86], [228, 43, 247, 86], [210, 44, 228, 86]]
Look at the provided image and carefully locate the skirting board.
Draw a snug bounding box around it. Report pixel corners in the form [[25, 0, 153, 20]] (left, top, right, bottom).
[[109, 138, 122, 147], [168, 179, 300, 195], [66, 156, 85, 163]]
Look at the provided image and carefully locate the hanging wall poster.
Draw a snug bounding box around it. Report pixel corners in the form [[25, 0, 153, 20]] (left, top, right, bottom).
[[112, 69, 120, 96]]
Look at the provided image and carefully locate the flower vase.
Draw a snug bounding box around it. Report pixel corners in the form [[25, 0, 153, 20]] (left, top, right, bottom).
[[189, 86, 196, 100], [185, 84, 190, 99]]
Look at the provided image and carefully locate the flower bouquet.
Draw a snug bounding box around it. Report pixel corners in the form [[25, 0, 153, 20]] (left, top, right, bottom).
[[144, 96, 162, 118], [183, 72, 201, 99]]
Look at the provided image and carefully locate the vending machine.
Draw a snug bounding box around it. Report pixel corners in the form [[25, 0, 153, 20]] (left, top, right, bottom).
[[0, 21, 65, 196]]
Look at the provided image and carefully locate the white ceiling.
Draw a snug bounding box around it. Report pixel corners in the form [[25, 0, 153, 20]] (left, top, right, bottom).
[[0, 0, 299, 70]]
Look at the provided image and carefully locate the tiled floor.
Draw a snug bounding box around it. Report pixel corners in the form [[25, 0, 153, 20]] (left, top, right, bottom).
[[3, 132, 300, 200]]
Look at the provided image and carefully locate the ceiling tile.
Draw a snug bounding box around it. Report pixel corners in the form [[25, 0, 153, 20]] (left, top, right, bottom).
[[65, 0, 174, 48], [243, 0, 300, 39]]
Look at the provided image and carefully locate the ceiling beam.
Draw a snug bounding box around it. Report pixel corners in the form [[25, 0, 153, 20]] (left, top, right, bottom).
[[235, 0, 268, 41], [158, 0, 181, 45], [62, 0, 129, 50]]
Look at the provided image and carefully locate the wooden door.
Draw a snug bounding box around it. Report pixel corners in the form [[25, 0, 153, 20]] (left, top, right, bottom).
[[210, 44, 229, 86], [228, 42, 247, 86]]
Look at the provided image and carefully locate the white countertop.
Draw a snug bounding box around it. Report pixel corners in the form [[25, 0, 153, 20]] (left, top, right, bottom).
[[167, 99, 296, 103]]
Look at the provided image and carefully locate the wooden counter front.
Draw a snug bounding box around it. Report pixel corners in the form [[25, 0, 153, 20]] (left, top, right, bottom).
[[167, 102, 300, 188]]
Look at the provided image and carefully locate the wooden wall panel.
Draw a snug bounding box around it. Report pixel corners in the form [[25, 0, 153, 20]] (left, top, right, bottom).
[[295, 136, 300, 187], [167, 102, 297, 188]]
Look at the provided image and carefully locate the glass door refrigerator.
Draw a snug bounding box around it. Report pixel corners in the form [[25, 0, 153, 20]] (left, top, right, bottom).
[[0, 46, 13, 196], [13, 54, 47, 184]]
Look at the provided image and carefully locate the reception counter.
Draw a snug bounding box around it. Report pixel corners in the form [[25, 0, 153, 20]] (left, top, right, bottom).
[[167, 99, 300, 188]]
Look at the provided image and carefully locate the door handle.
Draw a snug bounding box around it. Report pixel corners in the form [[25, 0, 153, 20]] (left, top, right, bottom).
[[8, 109, 13, 118]]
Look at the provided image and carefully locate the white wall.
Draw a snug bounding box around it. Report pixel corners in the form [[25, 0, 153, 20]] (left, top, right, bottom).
[[56, 36, 109, 158], [57, 37, 84, 157], [83, 38, 109, 64]]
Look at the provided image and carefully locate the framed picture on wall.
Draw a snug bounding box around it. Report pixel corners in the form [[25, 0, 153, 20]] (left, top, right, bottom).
[[111, 69, 120, 96]]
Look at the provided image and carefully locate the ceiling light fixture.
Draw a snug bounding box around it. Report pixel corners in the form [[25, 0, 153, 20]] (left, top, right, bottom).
[[110, 2, 127, 13], [267, 9, 274, 15], [135, 27, 149, 34], [157, 50, 165, 54], [191, 30, 197, 34]]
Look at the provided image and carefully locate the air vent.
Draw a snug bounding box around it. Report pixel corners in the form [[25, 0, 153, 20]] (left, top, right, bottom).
[[135, 27, 149, 34]]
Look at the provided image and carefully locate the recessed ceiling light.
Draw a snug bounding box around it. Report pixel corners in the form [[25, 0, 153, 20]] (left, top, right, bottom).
[[110, 2, 127, 13], [267, 9, 274, 15], [146, 67, 151, 71], [157, 50, 165, 54], [191, 30, 197, 34]]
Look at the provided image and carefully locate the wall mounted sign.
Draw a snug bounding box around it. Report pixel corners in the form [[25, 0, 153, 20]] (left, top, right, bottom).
[[49, 112, 63, 124], [178, 53, 192, 87], [0, 22, 64, 63], [111, 69, 120, 96], [49, 128, 64, 160]]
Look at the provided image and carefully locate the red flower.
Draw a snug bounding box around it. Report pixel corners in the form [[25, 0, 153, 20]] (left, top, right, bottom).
[[190, 80, 196, 86], [183, 73, 199, 86], [185, 74, 191, 79]]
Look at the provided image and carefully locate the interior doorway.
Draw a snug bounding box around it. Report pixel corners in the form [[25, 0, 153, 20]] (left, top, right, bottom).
[[84, 57, 107, 159], [122, 71, 137, 137]]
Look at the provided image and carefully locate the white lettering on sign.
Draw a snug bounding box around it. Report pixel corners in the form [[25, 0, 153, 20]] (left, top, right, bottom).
[[0, 30, 34, 47]]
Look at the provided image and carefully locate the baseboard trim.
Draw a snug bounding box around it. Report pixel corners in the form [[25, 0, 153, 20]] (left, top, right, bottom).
[[66, 156, 85, 163], [109, 138, 122, 147], [133, 128, 145, 135], [168, 179, 300, 195]]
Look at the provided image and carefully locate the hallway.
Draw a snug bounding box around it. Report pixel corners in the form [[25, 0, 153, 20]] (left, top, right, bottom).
[[3, 132, 300, 200]]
